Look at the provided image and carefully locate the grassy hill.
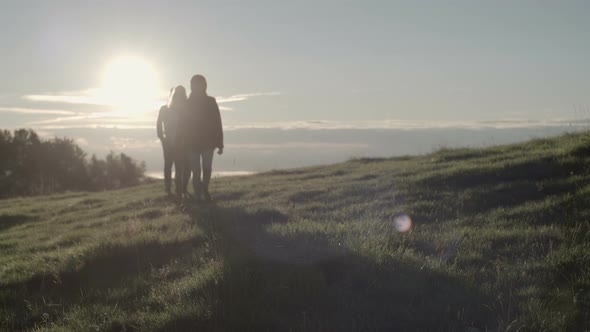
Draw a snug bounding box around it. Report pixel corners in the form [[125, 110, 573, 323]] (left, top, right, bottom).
[[1, 132, 589, 331]]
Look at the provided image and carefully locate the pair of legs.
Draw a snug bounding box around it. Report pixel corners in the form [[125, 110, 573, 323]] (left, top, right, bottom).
[[188, 148, 215, 200], [162, 142, 190, 194], [175, 150, 191, 195]]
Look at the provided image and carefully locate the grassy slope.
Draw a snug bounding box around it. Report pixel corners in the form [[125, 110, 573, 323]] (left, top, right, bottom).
[[1, 132, 590, 332]]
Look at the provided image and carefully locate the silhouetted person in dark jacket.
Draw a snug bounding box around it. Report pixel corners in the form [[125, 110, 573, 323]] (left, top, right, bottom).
[[181, 74, 223, 202], [157, 86, 190, 195]]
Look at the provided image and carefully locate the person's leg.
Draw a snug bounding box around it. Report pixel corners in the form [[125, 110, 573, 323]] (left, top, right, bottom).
[[189, 151, 203, 200], [162, 143, 173, 193], [173, 147, 184, 195], [201, 149, 215, 201], [183, 155, 191, 194]]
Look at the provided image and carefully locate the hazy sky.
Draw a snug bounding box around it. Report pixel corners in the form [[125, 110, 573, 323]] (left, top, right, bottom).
[[2, 0, 590, 128], [1, 1, 589, 172]]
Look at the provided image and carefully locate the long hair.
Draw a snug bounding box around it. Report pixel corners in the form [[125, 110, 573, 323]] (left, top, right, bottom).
[[167, 85, 187, 110]]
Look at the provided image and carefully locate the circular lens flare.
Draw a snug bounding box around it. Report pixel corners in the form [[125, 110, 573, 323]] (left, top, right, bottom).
[[394, 214, 413, 233]]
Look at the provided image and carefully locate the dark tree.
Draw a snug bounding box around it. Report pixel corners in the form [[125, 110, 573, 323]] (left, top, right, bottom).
[[0, 129, 146, 198]]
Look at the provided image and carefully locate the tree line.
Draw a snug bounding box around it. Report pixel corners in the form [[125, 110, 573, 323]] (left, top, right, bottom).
[[0, 129, 146, 198]]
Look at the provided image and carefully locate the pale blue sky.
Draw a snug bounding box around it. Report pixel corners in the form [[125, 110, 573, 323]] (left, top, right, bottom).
[[2, 0, 589, 131]]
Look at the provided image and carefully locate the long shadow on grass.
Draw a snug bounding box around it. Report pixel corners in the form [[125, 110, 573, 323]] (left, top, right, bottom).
[[0, 213, 38, 232], [413, 157, 589, 223], [159, 204, 497, 331], [0, 237, 205, 331]]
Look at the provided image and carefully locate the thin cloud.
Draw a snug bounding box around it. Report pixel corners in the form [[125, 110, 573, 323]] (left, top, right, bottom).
[[34, 124, 154, 130], [228, 142, 369, 150], [224, 118, 586, 131], [23, 89, 102, 105], [22, 90, 278, 114], [24, 90, 280, 106], [27, 113, 138, 125], [23, 88, 164, 112], [26, 110, 155, 126], [0, 107, 78, 115], [28, 115, 105, 125], [217, 92, 281, 104], [31, 118, 585, 131]]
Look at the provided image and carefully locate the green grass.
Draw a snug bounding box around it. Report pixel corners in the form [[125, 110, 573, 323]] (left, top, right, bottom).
[[1, 131, 590, 331]]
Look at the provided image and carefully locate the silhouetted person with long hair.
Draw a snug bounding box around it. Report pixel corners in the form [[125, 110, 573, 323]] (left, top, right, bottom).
[[157, 86, 190, 195], [182, 74, 223, 202]]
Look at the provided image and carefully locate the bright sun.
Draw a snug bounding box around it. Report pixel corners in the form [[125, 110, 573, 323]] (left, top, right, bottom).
[[98, 55, 163, 114]]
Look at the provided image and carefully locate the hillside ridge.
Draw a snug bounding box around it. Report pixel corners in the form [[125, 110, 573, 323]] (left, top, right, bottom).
[[1, 131, 589, 331]]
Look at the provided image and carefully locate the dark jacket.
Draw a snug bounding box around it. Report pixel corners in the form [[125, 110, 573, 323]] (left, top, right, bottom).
[[181, 94, 224, 151], [157, 105, 180, 148], [156, 105, 167, 140]]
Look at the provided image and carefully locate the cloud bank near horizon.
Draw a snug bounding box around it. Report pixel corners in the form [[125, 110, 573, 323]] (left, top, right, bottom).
[[14, 117, 586, 131], [3, 88, 586, 135], [24, 125, 580, 174], [222, 118, 587, 130], [0, 107, 79, 115]]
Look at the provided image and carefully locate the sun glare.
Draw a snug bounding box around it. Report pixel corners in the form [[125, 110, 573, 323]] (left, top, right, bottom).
[[98, 55, 163, 114]]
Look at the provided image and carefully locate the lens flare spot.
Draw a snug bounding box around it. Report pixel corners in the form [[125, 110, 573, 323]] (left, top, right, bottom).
[[394, 214, 412, 233]]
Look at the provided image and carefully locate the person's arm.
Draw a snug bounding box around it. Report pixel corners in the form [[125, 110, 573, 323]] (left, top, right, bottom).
[[211, 97, 224, 154], [156, 106, 165, 140]]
